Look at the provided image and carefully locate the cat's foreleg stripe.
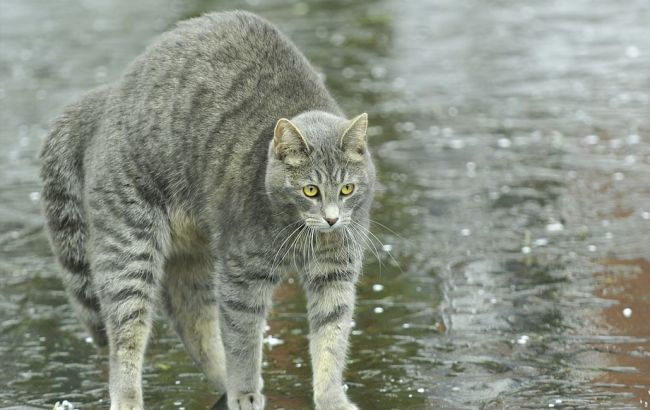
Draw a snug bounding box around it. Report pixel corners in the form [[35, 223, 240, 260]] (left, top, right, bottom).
[[108, 287, 151, 304], [309, 304, 350, 333], [119, 268, 156, 284], [222, 298, 267, 315], [116, 308, 147, 326], [305, 269, 356, 290]]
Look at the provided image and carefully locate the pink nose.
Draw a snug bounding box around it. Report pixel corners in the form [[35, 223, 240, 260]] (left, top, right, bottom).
[[325, 217, 338, 226]]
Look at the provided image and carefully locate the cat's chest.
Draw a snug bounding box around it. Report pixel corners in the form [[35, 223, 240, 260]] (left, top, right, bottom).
[[279, 231, 352, 273]]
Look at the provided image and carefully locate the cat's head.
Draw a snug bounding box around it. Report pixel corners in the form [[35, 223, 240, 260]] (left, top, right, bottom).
[[265, 110, 375, 232]]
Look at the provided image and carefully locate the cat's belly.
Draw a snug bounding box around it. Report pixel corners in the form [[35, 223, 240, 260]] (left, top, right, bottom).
[[168, 209, 210, 256]]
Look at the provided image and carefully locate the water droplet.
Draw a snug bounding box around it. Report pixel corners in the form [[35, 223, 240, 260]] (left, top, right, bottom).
[[521, 246, 531, 254], [175, 380, 180, 385], [330, 33, 345, 46], [371, 66, 387, 79], [417, 388, 425, 393], [173, 401, 182, 406], [613, 172, 624, 181], [85, 336, 93, 344], [372, 283, 384, 292], [402, 323, 411, 329], [382, 244, 393, 252], [626, 45, 640, 58], [533, 238, 548, 247], [292, 2, 309, 16], [343, 383, 349, 392], [449, 139, 465, 149], [623, 307, 632, 318], [517, 335, 530, 345], [609, 138, 622, 149], [548, 404, 555, 408], [263, 335, 284, 347], [461, 228, 471, 236], [452, 386, 460, 392], [341, 67, 355, 79], [374, 306, 384, 314], [555, 399, 563, 404], [588, 245, 597, 252], [583, 134, 599, 145], [627, 134, 640, 144], [641, 211, 649, 220], [497, 138, 511, 148], [29, 191, 40, 201]]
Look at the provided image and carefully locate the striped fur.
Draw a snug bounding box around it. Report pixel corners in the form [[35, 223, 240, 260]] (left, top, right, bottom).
[[40, 11, 374, 410]]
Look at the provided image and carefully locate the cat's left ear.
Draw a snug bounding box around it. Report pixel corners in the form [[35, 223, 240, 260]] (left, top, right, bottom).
[[273, 118, 311, 166], [339, 113, 368, 162]]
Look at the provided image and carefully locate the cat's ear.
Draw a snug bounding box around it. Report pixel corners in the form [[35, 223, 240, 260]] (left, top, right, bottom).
[[340, 113, 368, 162], [273, 118, 311, 166]]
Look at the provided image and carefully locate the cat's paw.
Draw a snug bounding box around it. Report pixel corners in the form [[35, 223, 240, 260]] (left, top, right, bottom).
[[227, 392, 265, 410], [315, 396, 359, 410]]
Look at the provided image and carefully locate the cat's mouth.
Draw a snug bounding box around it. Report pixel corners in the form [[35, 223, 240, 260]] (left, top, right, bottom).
[[304, 217, 349, 232]]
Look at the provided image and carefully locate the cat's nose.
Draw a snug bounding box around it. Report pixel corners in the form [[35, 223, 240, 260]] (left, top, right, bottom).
[[325, 217, 338, 226]]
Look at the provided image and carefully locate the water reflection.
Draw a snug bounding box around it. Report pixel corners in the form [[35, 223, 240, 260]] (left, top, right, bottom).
[[1, 0, 649, 409]]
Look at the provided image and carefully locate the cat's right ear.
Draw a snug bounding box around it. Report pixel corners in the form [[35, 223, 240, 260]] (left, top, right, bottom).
[[273, 118, 311, 166]]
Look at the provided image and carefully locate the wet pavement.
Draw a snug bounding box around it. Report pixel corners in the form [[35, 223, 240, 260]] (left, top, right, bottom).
[[1, 0, 649, 409]]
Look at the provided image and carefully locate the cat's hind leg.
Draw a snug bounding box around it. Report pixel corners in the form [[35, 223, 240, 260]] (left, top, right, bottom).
[[88, 192, 169, 410], [162, 252, 227, 394]]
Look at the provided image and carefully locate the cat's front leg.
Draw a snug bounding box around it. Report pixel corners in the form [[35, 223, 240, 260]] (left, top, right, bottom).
[[218, 264, 276, 410], [304, 268, 359, 410]]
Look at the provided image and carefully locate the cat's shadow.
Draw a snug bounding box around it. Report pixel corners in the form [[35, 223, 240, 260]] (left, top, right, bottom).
[[210, 394, 228, 410]]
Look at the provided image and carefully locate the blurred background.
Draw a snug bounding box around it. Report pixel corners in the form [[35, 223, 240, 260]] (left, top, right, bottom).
[[1, 0, 649, 409]]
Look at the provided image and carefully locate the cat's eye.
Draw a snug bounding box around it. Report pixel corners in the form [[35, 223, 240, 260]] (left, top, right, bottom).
[[340, 184, 355, 196], [303, 185, 319, 197]]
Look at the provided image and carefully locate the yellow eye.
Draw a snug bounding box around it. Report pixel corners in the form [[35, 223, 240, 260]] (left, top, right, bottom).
[[303, 185, 319, 197], [340, 184, 355, 196]]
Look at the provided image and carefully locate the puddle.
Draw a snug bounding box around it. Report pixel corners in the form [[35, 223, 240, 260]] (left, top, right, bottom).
[[1, 0, 649, 409]]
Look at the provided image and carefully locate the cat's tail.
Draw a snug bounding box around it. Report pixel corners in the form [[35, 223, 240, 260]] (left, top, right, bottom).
[[40, 86, 109, 347]]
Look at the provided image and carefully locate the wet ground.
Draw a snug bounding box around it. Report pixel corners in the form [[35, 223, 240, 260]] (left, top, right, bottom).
[[1, 0, 649, 409]]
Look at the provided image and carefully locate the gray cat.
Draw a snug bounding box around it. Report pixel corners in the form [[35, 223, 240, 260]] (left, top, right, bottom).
[[40, 10, 375, 410]]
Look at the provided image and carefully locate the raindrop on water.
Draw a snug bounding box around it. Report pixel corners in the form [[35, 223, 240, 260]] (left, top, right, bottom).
[[449, 139, 465, 149], [497, 138, 512, 148], [627, 134, 640, 144], [625, 45, 640, 58]]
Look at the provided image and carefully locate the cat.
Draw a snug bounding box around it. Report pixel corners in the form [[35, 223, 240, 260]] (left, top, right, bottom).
[[40, 10, 375, 410]]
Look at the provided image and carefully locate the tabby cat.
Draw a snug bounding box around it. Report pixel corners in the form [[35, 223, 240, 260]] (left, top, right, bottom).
[[41, 11, 375, 410]]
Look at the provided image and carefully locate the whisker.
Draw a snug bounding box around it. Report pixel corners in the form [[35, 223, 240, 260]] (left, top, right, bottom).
[[350, 220, 403, 273]]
